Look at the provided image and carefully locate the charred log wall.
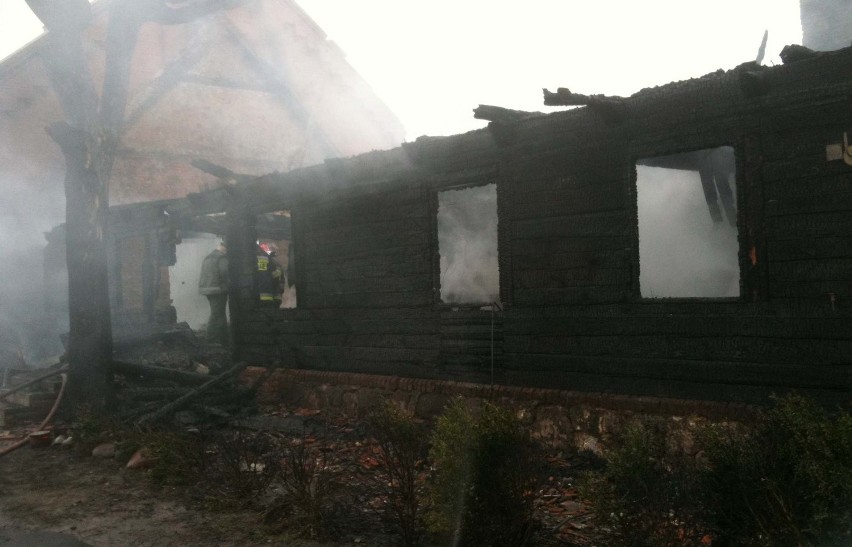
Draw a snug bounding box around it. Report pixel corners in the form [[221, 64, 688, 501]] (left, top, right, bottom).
[[230, 47, 852, 405]]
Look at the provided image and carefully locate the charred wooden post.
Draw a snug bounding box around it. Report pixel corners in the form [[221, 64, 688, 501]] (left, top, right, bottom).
[[28, 0, 127, 411], [24, 0, 250, 413]]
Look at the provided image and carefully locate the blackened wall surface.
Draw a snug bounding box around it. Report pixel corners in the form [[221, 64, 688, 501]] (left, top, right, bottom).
[[228, 47, 852, 405]]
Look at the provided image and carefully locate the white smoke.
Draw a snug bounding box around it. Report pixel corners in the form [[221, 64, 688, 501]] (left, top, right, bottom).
[[0, 175, 67, 366], [169, 234, 226, 331], [637, 164, 739, 298], [437, 184, 499, 305]]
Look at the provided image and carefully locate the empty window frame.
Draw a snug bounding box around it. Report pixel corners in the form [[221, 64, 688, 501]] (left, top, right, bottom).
[[636, 146, 739, 298], [436, 183, 499, 304], [255, 210, 296, 308]]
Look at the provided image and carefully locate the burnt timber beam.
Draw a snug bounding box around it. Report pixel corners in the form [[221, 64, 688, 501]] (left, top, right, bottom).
[[473, 104, 542, 124], [190, 158, 258, 184], [543, 87, 627, 121]]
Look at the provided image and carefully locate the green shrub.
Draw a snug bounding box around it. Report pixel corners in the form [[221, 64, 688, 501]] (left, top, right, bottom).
[[579, 419, 708, 547], [366, 402, 427, 546], [580, 395, 852, 547], [426, 398, 538, 546], [701, 395, 852, 546]]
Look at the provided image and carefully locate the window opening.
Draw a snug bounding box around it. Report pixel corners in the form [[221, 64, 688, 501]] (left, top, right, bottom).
[[255, 210, 295, 308], [636, 146, 739, 298], [437, 184, 499, 304], [170, 231, 228, 331]]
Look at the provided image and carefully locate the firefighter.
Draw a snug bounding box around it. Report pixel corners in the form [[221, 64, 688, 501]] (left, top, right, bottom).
[[198, 241, 229, 345], [257, 242, 283, 307]]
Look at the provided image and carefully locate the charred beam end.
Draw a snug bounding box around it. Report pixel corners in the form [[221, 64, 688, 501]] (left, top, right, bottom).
[[190, 158, 255, 185], [473, 104, 541, 124], [191, 158, 237, 179], [474, 105, 544, 146], [779, 44, 819, 64], [543, 88, 628, 122]]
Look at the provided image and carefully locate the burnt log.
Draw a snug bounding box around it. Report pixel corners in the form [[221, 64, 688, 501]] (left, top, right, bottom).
[[121, 386, 193, 401], [113, 360, 210, 385], [136, 361, 249, 425]]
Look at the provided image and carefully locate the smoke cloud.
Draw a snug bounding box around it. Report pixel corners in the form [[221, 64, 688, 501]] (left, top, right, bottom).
[[169, 234, 226, 331], [437, 184, 499, 305], [637, 163, 739, 298], [0, 175, 67, 367]]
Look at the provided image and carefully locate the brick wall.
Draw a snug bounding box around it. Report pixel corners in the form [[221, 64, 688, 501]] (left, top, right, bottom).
[[241, 366, 756, 454]]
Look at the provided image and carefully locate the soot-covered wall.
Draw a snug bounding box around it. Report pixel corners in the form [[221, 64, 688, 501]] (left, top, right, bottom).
[[226, 46, 852, 405]]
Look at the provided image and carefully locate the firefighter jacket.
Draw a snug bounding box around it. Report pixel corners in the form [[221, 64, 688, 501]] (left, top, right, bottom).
[[257, 251, 283, 303], [198, 248, 229, 295]]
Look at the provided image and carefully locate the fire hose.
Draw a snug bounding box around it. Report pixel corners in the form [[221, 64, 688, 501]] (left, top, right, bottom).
[[0, 371, 68, 458]]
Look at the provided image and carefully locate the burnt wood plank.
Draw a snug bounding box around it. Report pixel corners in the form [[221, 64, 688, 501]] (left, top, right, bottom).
[[766, 211, 852, 238], [512, 211, 630, 240], [305, 291, 434, 308], [513, 268, 631, 289], [511, 238, 631, 259], [503, 334, 850, 364], [512, 249, 631, 271], [306, 257, 428, 280], [767, 237, 852, 262], [513, 287, 628, 306], [307, 274, 432, 295], [504, 314, 852, 339]]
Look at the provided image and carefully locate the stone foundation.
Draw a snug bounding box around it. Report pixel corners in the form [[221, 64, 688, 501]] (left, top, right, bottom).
[[240, 367, 758, 455]]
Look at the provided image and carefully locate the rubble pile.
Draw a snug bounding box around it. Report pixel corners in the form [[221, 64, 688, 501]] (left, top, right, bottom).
[[112, 325, 260, 426]]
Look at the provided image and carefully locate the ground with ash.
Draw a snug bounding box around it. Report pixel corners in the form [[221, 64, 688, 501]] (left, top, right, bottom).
[[0, 333, 598, 546], [0, 412, 598, 546], [0, 446, 267, 546]]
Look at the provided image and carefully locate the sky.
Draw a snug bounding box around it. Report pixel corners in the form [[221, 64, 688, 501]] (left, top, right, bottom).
[[293, 0, 803, 138], [0, 0, 803, 140]]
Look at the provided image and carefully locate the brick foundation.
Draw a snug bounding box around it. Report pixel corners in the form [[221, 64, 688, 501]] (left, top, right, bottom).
[[241, 367, 757, 454]]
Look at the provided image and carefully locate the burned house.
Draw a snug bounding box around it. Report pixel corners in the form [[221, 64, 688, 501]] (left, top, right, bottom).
[[35, 40, 852, 408], [192, 44, 850, 406]]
